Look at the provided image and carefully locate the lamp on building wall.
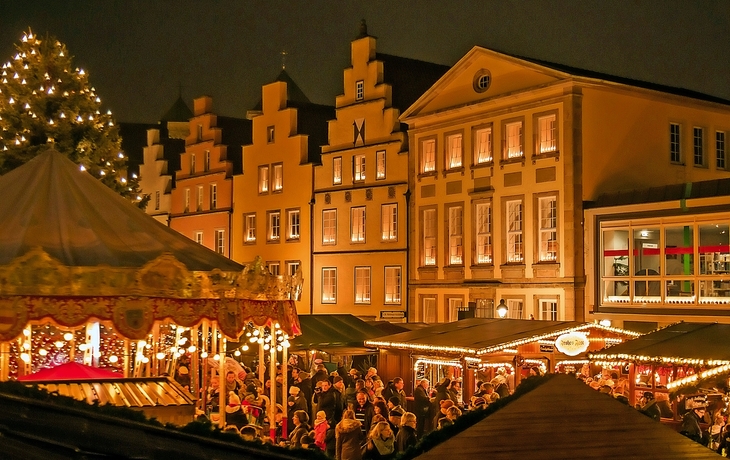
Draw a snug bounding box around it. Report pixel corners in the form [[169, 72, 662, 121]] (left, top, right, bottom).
[[496, 299, 508, 318]]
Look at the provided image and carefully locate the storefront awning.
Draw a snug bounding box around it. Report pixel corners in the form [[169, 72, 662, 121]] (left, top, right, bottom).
[[289, 314, 392, 353]]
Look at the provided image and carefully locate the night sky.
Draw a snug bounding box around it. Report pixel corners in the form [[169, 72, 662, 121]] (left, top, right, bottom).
[[2, 1, 728, 123]]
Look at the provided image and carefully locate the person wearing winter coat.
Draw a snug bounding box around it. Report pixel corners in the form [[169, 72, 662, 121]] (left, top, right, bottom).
[[336, 409, 364, 460], [413, 379, 431, 437], [353, 390, 376, 437], [394, 412, 418, 453], [287, 385, 308, 419], [313, 410, 330, 451], [224, 392, 249, 429], [363, 421, 395, 460], [288, 410, 311, 449]]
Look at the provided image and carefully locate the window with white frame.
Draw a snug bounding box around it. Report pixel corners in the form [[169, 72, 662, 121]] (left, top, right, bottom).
[[376, 150, 386, 179], [210, 183, 217, 210], [215, 229, 225, 255], [694, 127, 705, 166], [322, 209, 337, 245], [447, 133, 462, 169], [155, 191, 160, 211], [196, 185, 203, 211], [272, 163, 283, 191], [538, 114, 557, 153], [384, 266, 402, 304], [355, 266, 371, 304], [474, 299, 494, 318], [268, 262, 280, 276], [474, 126, 492, 164], [355, 80, 364, 101], [476, 202, 492, 264], [507, 199, 524, 262], [423, 297, 437, 323], [190, 153, 196, 174], [421, 138, 436, 173], [539, 299, 557, 321], [258, 165, 269, 193], [287, 261, 300, 277], [507, 299, 524, 319], [322, 268, 337, 303], [448, 297, 463, 322], [504, 121, 523, 159], [670, 123, 681, 163], [381, 204, 397, 241], [184, 188, 190, 213], [204, 150, 211, 171], [538, 196, 558, 262], [287, 209, 300, 240], [353, 155, 366, 182], [717, 131, 727, 170], [268, 211, 280, 241], [244, 213, 256, 243], [194, 231, 203, 245], [333, 157, 342, 185], [423, 208, 437, 266], [351, 206, 366, 242], [448, 205, 463, 265]]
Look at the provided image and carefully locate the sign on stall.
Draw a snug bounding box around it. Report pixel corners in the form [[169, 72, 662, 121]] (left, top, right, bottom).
[[555, 332, 589, 356], [380, 310, 406, 319]]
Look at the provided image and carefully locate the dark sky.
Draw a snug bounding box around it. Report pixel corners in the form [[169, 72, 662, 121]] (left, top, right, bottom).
[[2, 1, 729, 123]]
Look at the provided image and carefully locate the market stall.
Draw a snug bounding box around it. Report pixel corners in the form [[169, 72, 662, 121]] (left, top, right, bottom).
[[365, 318, 640, 400], [0, 149, 301, 431]]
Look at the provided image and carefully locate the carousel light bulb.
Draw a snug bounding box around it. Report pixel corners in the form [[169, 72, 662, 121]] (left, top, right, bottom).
[[253, 330, 260, 336], [246, 332, 251, 337], [274, 323, 280, 329], [178, 348, 186, 355], [264, 337, 271, 343], [54, 341, 64, 348], [38, 348, 48, 356], [213, 354, 220, 361], [22, 329, 30, 337], [20, 353, 30, 363], [109, 355, 119, 363], [156, 352, 165, 360], [139, 340, 147, 348], [234, 350, 241, 357], [242, 344, 249, 351], [63, 332, 73, 341], [78, 343, 88, 351], [93, 351, 101, 358], [264, 344, 270, 351], [282, 340, 290, 348], [249, 337, 257, 343], [277, 335, 284, 342], [277, 345, 282, 352], [200, 351, 208, 359], [141, 357, 149, 364], [187, 345, 196, 353], [173, 352, 180, 359], [257, 338, 264, 345], [178, 338, 187, 345]]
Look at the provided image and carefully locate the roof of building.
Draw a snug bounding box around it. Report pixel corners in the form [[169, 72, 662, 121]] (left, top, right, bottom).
[[587, 177, 730, 208], [251, 69, 313, 112], [291, 102, 335, 164], [216, 115, 252, 176], [589, 322, 730, 362], [119, 121, 156, 175], [160, 96, 194, 122], [0, 148, 243, 271], [413, 375, 719, 460], [375, 53, 450, 113], [284, 314, 389, 353]]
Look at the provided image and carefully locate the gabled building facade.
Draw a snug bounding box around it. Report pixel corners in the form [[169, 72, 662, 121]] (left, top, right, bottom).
[[232, 71, 333, 315], [401, 46, 730, 324], [170, 96, 251, 256], [312, 24, 448, 319]]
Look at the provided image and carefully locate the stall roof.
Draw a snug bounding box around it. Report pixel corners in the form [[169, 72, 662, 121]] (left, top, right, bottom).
[[414, 375, 718, 460], [366, 318, 640, 355], [289, 314, 391, 352], [590, 322, 730, 363]]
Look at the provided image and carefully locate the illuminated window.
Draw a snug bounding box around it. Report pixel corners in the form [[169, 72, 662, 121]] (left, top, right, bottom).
[[184, 188, 190, 213], [381, 204, 397, 241], [244, 213, 256, 243], [354, 155, 365, 181], [204, 150, 210, 171], [670, 123, 681, 163], [215, 229, 225, 255], [538, 114, 557, 153], [538, 196, 558, 262], [272, 163, 283, 192], [448, 297, 463, 322], [287, 209, 300, 240], [333, 157, 342, 185], [423, 208, 437, 266], [194, 231, 203, 245], [447, 133, 462, 169], [355, 80, 364, 101], [539, 299, 557, 321], [355, 266, 371, 304], [376, 150, 386, 179], [507, 199, 523, 262], [476, 202, 492, 264], [258, 165, 269, 193], [322, 268, 337, 303], [421, 139, 435, 173], [504, 121, 523, 159], [474, 126, 492, 164], [190, 153, 196, 173], [694, 127, 705, 166], [717, 131, 726, 170], [423, 297, 436, 323], [507, 299, 524, 319], [209, 183, 217, 210], [268, 211, 280, 241], [384, 266, 401, 304], [196, 185, 203, 211], [448, 205, 463, 265], [351, 207, 366, 242], [268, 262, 280, 276], [287, 261, 300, 277], [322, 209, 337, 245]]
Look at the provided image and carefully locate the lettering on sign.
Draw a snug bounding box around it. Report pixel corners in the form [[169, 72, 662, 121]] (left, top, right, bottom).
[[380, 310, 406, 319], [554, 332, 589, 356]]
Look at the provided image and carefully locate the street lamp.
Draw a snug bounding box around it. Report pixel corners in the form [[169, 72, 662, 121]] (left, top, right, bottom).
[[496, 299, 508, 318]]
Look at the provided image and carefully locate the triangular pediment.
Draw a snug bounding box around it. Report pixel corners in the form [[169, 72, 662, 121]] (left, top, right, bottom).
[[402, 46, 570, 120]]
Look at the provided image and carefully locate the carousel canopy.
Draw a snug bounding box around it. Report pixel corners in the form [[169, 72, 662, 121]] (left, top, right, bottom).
[[0, 148, 242, 271], [414, 375, 719, 460], [589, 322, 730, 363], [366, 318, 639, 355]]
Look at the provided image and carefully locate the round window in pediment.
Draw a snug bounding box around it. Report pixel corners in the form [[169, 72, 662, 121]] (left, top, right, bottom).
[[473, 69, 491, 93]]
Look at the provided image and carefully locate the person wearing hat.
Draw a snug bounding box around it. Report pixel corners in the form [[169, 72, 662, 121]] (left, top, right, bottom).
[[434, 399, 454, 430], [680, 397, 709, 444], [225, 392, 249, 429], [638, 391, 660, 421], [288, 385, 308, 419], [174, 365, 191, 391], [295, 371, 313, 415]]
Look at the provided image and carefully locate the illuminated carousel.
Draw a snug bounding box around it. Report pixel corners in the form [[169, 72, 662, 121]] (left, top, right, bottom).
[[0, 149, 301, 430]]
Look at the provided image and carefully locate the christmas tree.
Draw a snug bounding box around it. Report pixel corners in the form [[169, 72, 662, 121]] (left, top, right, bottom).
[[0, 29, 148, 208]]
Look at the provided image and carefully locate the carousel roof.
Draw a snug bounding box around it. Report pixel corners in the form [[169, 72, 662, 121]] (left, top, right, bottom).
[[0, 148, 242, 272], [413, 375, 719, 460], [590, 322, 730, 362]]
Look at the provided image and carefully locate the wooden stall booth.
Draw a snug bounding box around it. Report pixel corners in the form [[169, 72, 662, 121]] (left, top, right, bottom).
[[365, 318, 641, 402]]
